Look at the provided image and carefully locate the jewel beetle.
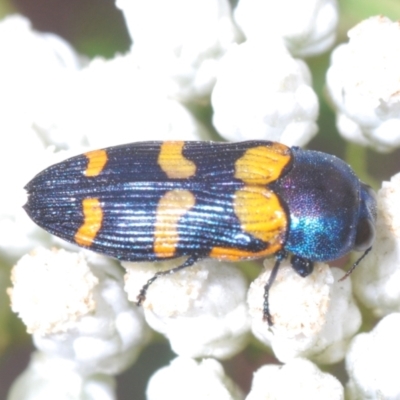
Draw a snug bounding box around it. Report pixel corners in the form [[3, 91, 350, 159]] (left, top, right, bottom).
[[24, 140, 377, 324]]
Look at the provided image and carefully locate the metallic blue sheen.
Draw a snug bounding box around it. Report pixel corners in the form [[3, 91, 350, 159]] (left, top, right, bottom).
[[274, 147, 364, 261]]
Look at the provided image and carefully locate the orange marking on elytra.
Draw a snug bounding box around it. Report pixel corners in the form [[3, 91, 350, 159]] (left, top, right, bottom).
[[234, 187, 287, 244], [84, 149, 108, 177], [154, 190, 196, 257], [74, 198, 103, 246], [234, 144, 291, 185], [158, 142, 196, 179], [209, 245, 280, 261], [210, 187, 287, 260]]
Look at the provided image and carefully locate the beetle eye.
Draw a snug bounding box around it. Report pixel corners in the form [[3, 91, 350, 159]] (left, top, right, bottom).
[[354, 183, 377, 252], [354, 217, 375, 251]]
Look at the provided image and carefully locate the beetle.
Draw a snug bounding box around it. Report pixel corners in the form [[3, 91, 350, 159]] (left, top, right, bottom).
[[24, 140, 377, 324]]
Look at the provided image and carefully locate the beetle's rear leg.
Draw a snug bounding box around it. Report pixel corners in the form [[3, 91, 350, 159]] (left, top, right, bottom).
[[136, 254, 202, 306]]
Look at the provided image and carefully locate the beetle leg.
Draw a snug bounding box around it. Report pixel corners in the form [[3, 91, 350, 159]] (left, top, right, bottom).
[[263, 250, 287, 326], [290, 255, 314, 277], [136, 254, 201, 306]]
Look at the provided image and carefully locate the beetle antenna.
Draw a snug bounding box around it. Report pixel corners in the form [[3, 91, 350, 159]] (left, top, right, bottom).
[[339, 247, 372, 282]]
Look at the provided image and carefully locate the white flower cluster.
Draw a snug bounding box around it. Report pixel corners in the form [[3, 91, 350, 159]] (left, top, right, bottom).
[[147, 357, 244, 400], [2, 1, 400, 399], [327, 16, 400, 152], [246, 358, 343, 400], [8, 248, 150, 399], [234, 0, 339, 57], [248, 261, 361, 364], [211, 40, 319, 146], [352, 173, 400, 317], [0, 15, 84, 264], [123, 259, 250, 359]]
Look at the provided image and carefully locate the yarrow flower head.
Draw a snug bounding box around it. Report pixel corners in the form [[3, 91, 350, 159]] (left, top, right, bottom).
[[146, 357, 243, 400], [8, 248, 150, 373], [123, 259, 250, 359], [234, 0, 339, 57], [326, 16, 400, 152], [352, 172, 400, 317], [346, 313, 400, 399], [116, 0, 242, 102], [247, 358, 344, 399], [7, 352, 117, 400], [8, 248, 98, 335], [35, 55, 211, 151], [0, 15, 84, 263], [248, 259, 361, 364], [212, 40, 319, 146]]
